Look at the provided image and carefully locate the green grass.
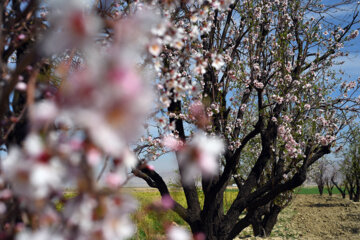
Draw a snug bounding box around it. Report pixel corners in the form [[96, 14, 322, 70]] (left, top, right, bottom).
[[130, 188, 239, 239], [130, 186, 347, 238], [56, 186, 345, 239], [130, 189, 188, 239], [295, 186, 345, 195]]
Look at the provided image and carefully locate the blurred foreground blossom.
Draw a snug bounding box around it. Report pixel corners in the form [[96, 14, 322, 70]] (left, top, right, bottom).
[[16, 228, 64, 240], [3, 144, 65, 200], [178, 132, 224, 184], [162, 135, 184, 151], [2, 1, 161, 240], [43, 0, 101, 54], [166, 225, 192, 240]]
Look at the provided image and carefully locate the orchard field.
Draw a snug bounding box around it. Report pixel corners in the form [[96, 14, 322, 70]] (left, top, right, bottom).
[[2, 1, 360, 239], [127, 187, 360, 240]]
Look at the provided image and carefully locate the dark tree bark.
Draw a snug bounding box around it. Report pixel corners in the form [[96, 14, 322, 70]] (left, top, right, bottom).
[[251, 201, 283, 237], [315, 161, 326, 196], [318, 185, 324, 196], [331, 177, 346, 199], [345, 175, 355, 201], [346, 183, 353, 200], [325, 178, 334, 197], [354, 177, 360, 202]]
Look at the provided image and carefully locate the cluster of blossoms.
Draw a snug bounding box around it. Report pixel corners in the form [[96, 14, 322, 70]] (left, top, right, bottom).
[[315, 134, 336, 146], [0, 0, 190, 239], [149, 0, 239, 108], [277, 125, 303, 158], [0, 0, 232, 239]]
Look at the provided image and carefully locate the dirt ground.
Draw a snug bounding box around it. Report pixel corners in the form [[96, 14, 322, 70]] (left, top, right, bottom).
[[237, 194, 360, 240]]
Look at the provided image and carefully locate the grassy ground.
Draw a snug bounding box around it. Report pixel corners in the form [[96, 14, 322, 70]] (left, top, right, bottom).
[[130, 189, 188, 239], [61, 187, 356, 239], [294, 186, 345, 195], [128, 188, 239, 239], [127, 187, 358, 240]]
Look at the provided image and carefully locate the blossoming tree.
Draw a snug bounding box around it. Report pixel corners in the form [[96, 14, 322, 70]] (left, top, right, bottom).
[[0, 0, 360, 240], [339, 125, 360, 202], [132, 0, 360, 238]]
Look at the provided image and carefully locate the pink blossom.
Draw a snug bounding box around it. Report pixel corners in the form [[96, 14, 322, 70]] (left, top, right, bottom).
[[350, 29, 359, 39], [147, 165, 155, 171], [105, 173, 124, 188], [86, 148, 102, 166], [29, 100, 58, 127], [194, 232, 207, 240], [211, 54, 225, 70], [189, 133, 224, 176], [162, 135, 184, 151], [278, 125, 286, 136], [254, 80, 264, 89], [17, 34, 26, 40], [189, 100, 209, 128], [0, 189, 12, 200], [0, 202, 6, 214], [107, 67, 142, 100], [15, 82, 27, 91], [161, 194, 175, 209], [3, 146, 65, 199]]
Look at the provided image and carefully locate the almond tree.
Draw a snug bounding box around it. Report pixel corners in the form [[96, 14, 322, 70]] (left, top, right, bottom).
[[340, 126, 360, 202], [325, 175, 334, 196], [1, 1, 360, 240], [132, 0, 360, 239], [330, 169, 346, 198], [314, 159, 327, 195], [324, 161, 337, 197]]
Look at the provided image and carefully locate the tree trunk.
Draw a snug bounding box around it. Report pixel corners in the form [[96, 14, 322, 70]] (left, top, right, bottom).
[[349, 187, 354, 200], [190, 215, 228, 240], [325, 179, 334, 197], [341, 191, 346, 199], [347, 182, 354, 200], [318, 184, 324, 196], [199, 189, 226, 240], [354, 178, 360, 202], [332, 179, 346, 199], [354, 193, 359, 202], [251, 203, 282, 237], [251, 209, 264, 237], [327, 187, 333, 196], [262, 205, 282, 236]]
